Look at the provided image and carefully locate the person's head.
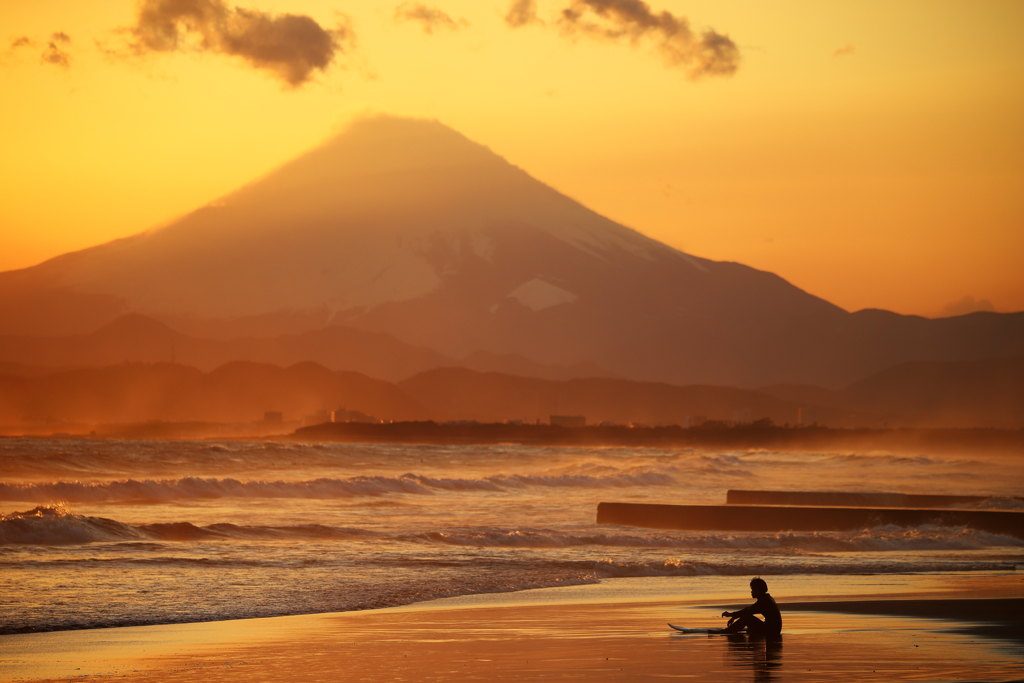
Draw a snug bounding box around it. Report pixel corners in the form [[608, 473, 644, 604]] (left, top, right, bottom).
[[750, 577, 768, 598]]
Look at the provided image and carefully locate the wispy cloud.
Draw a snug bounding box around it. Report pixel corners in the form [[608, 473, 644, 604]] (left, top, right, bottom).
[[557, 0, 739, 79], [126, 0, 352, 87], [394, 3, 467, 34], [833, 43, 855, 58], [505, 0, 542, 27], [940, 295, 996, 317], [9, 32, 73, 67], [42, 32, 72, 68]]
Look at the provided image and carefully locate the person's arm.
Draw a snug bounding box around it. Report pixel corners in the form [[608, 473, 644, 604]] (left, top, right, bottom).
[[721, 603, 755, 618]]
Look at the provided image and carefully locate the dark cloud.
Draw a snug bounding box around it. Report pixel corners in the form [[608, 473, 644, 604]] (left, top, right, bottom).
[[505, 0, 541, 27], [42, 32, 72, 67], [558, 0, 739, 79], [394, 3, 466, 34], [129, 0, 351, 87], [940, 296, 996, 317], [7, 34, 71, 67], [833, 43, 855, 58]]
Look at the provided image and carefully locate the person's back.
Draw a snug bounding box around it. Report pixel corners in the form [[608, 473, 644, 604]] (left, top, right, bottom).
[[721, 577, 782, 637], [752, 588, 782, 636]]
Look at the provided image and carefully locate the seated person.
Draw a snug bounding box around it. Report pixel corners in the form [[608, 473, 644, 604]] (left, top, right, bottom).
[[721, 577, 782, 637]]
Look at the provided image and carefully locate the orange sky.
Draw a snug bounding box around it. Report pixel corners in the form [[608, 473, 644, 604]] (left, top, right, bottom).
[[1, 0, 1022, 317]]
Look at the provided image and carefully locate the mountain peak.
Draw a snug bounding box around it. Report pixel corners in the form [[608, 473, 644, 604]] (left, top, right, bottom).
[[226, 115, 510, 206], [38, 113, 685, 321], [4, 114, 948, 390], [325, 115, 497, 168]]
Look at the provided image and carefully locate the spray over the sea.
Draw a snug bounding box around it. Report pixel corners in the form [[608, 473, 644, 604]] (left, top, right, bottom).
[[1, 438, 1021, 633]]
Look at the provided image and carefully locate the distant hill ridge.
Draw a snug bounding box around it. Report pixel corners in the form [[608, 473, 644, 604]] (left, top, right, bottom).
[[0, 314, 608, 383], [1, 356, 1021, 430]]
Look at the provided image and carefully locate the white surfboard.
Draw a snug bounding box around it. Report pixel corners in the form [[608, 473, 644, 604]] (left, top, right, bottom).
[[668, 623, 724, 634]]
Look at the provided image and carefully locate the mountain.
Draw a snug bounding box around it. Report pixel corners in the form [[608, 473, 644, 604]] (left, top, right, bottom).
[[1, 115, 1022, 388], [0, 314, 607, 382], [0, 314, 184, 368], [0, 361, 423, 427], [0, 313, 451, 380], [398, 367, 804, 425], [0, 363, 810, 431], [838, 356, 1024, 428], [2, 357, 1020, 431]]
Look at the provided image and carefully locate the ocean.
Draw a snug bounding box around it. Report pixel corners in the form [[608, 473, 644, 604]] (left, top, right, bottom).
[[1, 437, 1021, 634]]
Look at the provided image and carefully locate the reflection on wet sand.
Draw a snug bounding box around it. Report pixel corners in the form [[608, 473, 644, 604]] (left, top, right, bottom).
[[724, 633, 783, 682]]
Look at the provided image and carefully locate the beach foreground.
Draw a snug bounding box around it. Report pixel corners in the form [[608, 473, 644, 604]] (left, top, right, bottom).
[[5, 573, 1022, 682]]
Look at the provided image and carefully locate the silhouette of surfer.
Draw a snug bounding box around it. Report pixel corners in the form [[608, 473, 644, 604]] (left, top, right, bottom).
[[720, 577, 782, 637]]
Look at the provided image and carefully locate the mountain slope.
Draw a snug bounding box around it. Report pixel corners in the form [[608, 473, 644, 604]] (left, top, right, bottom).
[[0, 362, 424, 426], [839, 356, 1024, 428], [398, 367, 804, 425], [0, 314, 611, 382], [0, 115, 1021, 388]]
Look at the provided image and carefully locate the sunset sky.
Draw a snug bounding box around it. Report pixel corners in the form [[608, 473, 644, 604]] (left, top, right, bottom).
[[1, 0, 1021, 317]]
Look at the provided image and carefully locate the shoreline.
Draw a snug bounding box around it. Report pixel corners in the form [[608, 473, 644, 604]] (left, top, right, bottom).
[[783, 597, 1024, 646], [3, 424, 1023, 454], [5, 572, 1022, 682]]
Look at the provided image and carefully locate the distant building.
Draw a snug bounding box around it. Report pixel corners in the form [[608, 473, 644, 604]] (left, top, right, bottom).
[[304, 410, 331, 426], [796, 407, 816, 426], [550, 415, 586, 427], [262, 411, 284, 425], [731, 408, 752, 425], [331, 408, 379, 423]]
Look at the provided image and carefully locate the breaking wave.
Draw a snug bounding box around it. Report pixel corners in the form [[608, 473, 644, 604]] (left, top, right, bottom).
[[823, 453, 975, 467], [419, 525, 1023, 552], [5, 505, 1020, 552], [0, 505, 144, 545], [576, 556, 1020, 579], [961, 497, 1024, 511], [0, 471, 677, 504], [0, 506, 384, 545]]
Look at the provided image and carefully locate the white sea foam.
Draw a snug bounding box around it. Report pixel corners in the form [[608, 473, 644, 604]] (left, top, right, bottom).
[[0, 505, 144, 545], [419, 525, 1023, 552], [0, 471, 678, 504], [0, 505, 387, 545], [5, 504, 1019, 553], [962, 497, 1024, 511], [2, 438, 1022, 636]]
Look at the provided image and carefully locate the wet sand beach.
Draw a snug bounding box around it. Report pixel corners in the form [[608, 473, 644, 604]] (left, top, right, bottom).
[[5, 573, 1022, 682]]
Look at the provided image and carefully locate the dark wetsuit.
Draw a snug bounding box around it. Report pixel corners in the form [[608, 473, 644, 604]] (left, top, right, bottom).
[[734, 593, 782, 636]]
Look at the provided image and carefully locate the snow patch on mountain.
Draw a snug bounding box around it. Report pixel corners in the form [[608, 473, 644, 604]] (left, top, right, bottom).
[[554, 213, 663, 265], [469, 232, 497, 262], [507, 278, 578, 311], [327, 249, 441, 311]]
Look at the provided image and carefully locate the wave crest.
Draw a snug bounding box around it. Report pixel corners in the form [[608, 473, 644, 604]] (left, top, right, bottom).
[[0, 505, 385, 546], [0, 505, 145, 545], [5, 504, 1020, 551], [0, 471, 677, 504], [419, 525, 1023, 551]]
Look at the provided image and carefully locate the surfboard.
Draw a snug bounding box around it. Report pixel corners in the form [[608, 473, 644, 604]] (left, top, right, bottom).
[[667, 623, 725, 634]]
